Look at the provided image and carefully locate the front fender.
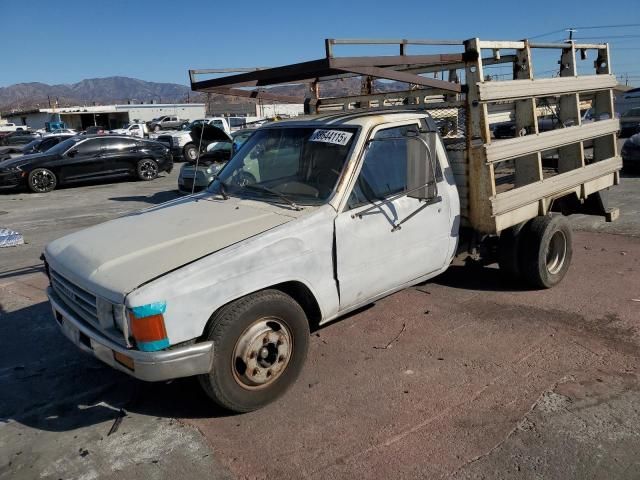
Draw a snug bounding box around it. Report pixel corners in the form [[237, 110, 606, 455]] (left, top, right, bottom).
[[125, 205, 339, 345]]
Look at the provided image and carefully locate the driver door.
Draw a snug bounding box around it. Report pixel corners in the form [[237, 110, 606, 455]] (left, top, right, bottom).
[[334, 122, 451, 310], [60, 138, 104, 181]]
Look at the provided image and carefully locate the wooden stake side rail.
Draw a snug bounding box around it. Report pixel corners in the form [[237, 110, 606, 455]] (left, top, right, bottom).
[[477, 75, 617, 102], [485, 119, 620, 163]]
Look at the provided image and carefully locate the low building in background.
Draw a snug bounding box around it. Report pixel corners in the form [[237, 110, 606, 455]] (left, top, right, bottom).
[[3, 103, 206, 131]]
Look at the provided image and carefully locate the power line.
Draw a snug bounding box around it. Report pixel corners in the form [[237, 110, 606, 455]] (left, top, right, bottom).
[[529, 23, 640, 40], [573, 34, 640, 39], [572, 23, 640, 30]]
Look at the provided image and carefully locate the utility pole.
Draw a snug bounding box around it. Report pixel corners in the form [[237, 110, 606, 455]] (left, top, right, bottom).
[[566, 28, 576, 41]]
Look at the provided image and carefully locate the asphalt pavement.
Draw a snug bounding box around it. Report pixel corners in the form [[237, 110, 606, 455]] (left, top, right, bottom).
[[1, 165, 639, 479]]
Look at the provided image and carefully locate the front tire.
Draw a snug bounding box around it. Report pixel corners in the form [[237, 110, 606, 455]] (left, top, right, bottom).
[[136, 158, 159, 181], [28, 168, 57, 193], [198, 289, 310, 413], [183, 144, 198, 162], [520, 215, 573, 289]]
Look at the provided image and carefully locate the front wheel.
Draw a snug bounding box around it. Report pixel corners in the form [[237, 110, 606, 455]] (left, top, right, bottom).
[[198, 290, 310, 413], [136, 158, 159, 181], [183, 144, 198, 162], [28, 168, 57, 193]]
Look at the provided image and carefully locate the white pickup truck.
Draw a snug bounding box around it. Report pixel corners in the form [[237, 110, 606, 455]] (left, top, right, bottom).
[[151, 118, 231, 161], [110, 123, 149, 138], [44, 38, 622, 413], [0, 122, 28, 133]]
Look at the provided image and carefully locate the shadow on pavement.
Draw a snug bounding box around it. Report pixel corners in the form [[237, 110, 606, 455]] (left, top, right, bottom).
[[0, 264, 44, 279], [430, 264, 530, 292], [109, 190, 180, 205], [1, 301, 234, 435]]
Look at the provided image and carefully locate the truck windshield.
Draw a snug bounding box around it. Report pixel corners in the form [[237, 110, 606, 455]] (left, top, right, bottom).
[[210, 127, 357, 205]]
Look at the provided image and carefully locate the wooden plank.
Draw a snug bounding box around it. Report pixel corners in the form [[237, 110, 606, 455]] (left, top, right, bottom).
[[513, 41, 543, 187], [592, 44, 618, 163], [485, 119, 619, 163], [465, 38, 496, 233], [477, 74, 616, 102], [557, 44, 585, 173], [491, 156, 621, 215], [478, 40, 526, 50]]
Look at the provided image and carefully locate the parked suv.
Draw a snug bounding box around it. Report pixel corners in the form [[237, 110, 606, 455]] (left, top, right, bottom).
[[0, 135, 173, 193]]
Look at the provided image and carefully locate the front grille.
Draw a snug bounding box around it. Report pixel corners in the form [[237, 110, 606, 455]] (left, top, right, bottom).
[[50, 268, 129, 346], [50, 269, 99, 327]]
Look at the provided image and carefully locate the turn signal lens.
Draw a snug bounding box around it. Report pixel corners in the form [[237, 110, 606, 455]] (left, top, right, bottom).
[[127, 302, 169, 352]]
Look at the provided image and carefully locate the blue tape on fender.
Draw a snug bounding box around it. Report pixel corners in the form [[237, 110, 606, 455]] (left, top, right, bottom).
[[137, 338, 171, 352], [131, 301, 166, 318]]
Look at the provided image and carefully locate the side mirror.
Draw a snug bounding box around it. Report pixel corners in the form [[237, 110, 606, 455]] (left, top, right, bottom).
[[405, 135, 436, 200], [67, 148, 78, 157]]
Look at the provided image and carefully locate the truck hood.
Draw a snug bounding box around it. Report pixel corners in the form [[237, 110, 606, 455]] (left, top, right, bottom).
[[45, 195, 300, 300]]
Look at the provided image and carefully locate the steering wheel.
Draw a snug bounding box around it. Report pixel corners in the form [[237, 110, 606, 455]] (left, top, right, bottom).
[[234, 171, 257, 187]]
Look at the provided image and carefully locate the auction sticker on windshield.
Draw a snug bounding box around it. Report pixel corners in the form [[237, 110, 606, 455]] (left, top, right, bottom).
[[309, 129, 353, 146]]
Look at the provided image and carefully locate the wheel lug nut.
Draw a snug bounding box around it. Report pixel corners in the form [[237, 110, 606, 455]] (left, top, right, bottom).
[[253, 368, 260, 376], [276, 339, 283, 346], [266, 370, 272, 378], [249, 351, 256, 359], [262, 337, 269, 344], [278, 355, 285, 363]]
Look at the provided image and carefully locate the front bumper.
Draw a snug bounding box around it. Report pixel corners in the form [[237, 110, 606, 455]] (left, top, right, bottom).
[[0, 170, 23, 189], [48, 288, 213, 382]]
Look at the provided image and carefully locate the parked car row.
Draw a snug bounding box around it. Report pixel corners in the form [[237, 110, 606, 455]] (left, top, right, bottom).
[[0, 135, 173, 193]]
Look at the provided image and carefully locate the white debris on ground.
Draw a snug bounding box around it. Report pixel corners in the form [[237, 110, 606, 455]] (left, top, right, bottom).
[[0, 228, 23, 247]]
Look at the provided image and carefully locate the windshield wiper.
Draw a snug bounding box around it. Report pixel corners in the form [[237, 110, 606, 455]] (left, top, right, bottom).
[[209, 175, 229, 200], [242, 183, 302, 211]]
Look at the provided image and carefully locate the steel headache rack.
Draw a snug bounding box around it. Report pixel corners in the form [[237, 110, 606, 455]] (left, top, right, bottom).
[[189, 38, 621, 234]]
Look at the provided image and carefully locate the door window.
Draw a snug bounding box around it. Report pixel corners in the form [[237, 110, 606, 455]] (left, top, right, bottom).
[[102, 137, 136, 153], [74, 139, 102, 155], [39, 138, 59, 151], [348, 125, 418, 208]]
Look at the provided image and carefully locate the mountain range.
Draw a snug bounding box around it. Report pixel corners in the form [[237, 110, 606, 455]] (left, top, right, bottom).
[[0, 75, 409, 113], [0, 77, 195, 112]]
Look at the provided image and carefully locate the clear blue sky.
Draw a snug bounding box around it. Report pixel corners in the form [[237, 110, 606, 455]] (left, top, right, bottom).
[[3, 0, 639, 87]]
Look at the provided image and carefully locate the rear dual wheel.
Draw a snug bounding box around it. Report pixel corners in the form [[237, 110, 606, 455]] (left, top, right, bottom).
[[499, 215, 573, 289]]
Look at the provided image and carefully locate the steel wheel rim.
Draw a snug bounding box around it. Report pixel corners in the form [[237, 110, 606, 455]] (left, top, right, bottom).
[[187, 148, 197, 160], [546, 230, 567, 275], [232, 317, 293, 390], [32, 170, 54, 192], [139, 160, 157, 179]]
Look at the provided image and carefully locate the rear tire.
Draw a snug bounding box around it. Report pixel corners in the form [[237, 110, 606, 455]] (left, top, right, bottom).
[[28, 168, 57, 193], [136, 158, 159, 181], [198, 289, 310, 413], [154, 125, 161, 132], [520, 215, 573, 289]]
